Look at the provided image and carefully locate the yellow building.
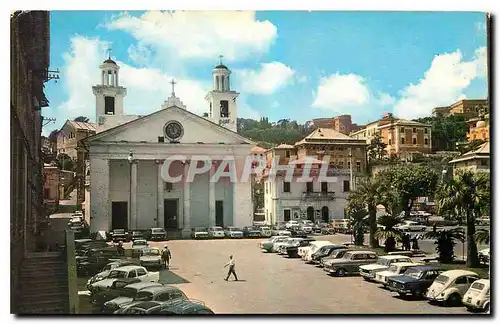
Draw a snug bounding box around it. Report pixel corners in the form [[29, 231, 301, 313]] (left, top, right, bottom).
[[449, 141, 490, 174], [432, 99, 487, 118], [467, 113, 490, 142]]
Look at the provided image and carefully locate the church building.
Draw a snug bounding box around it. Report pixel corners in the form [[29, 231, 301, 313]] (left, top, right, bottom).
[[83, 57, 255, 238]]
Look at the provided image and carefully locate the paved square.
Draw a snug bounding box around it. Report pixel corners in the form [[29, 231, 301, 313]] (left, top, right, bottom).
[[142, 236, 469, 314]]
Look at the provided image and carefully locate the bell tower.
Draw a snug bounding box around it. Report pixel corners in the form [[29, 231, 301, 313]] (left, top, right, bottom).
[[92, 56, 127, 127], [205, 56, 239, 133]]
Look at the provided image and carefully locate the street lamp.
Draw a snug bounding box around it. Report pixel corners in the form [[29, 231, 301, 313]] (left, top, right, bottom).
[[441, 168, 448, 182]]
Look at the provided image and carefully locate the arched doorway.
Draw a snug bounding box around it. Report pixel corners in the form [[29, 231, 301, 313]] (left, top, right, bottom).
[[307, 207, 315, 222], [321, 206, 329, 223]]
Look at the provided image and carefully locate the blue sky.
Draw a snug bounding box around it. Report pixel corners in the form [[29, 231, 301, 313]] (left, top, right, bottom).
[[43, 11, 488, 135]]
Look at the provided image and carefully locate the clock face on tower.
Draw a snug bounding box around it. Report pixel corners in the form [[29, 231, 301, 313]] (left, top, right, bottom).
[[164, 120, 184, 141]]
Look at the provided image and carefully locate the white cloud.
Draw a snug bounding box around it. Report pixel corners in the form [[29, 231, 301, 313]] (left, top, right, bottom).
[[127, 43, 153, 67], [394, 47, 487, 119], [296, 75, 309, 83], [106, 11, 277, 62], [311, 73, 371, 110], [235, 61, 295, 95]]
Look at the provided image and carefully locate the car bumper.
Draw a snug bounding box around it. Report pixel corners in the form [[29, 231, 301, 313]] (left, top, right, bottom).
[[425, 294, 445, 302], [359, 270, 375, 279], [141, 261, 162, 267], [150, 235, 166, 240], [210, 234, 225, 238], [229, 233, 243, 238], [462, 296, 486, 309]]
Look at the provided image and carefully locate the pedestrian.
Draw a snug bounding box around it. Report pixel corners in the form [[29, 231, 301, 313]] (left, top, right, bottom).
[[433, 223, 437, 233], [412, 237, 419, 251], [162, 245, 172, 269], [117, 241, 125, 256], [224, 255, 238, 281]]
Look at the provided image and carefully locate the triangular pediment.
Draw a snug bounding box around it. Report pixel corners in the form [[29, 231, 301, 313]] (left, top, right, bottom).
[[85, 106, 254, 145]]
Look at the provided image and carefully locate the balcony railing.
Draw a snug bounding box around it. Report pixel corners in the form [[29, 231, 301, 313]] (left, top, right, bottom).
[[301, 191, 336, 200]]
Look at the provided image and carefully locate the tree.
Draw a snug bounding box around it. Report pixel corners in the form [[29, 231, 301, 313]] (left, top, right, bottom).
[[56, 153, 74, 171], [374, 214, 404, 253], [414, 115, 468, 151], [474, 228, 489, 245], [346, 202, 366, 246], [367, 133, 387, 161], [377, 164, 439, 219], [424, 228, 465, 263], [436, 170, 490, 267], [74, 116, 90, 123], [347, 177, 382, 248]]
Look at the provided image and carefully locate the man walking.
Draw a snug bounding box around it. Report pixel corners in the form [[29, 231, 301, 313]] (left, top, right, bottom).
[[162, 245, 172, 269], [224, 255, 238, 281]]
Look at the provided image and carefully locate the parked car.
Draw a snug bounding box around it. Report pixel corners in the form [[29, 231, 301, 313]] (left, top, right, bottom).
[[102, 282, 165, 313], [131, 239, 149, 256], [290, 227, 308, 238], [259, 226, 272, 238], [387, 265, 442, 298], [277, 238, 305, 255], [77, 247, 123, 276], [321, 227, 336, 235], [208, 226, 225, 239], [87, 260, 138, 287], [243, 226, 261, 238], [323, 250, 378, 277], [276, 229, 292, 236], [311, 245, 347, 265], [359, 255, 414, 281], [394, 221, 427, 232], [374, 262, 423, 286], [129, 230, 144, 241], [478, 248, 490, 264], [273, 238, 299, 253], [192, 227, 209, 239], [116, 299, 214, 315], [89, 265, 160, 294], [75, 239, 108, 255], [91, 278, 142, 310], [140, 248, 163, 270], [285, 238, 316, 258], [259, 236, 290, 253], [318, 248, 349, 268], [109, 285, 188, 313], [224, 227, 244, 238], [285, 220, 300, 229], [462, 279, 490, 313], [111, 229, 130, 242], [425, 270, 479, 306], [147, 228, 166, 241], [302, 241, 333, 263]]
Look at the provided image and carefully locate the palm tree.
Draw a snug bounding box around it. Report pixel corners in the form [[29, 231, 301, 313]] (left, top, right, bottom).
[[347, 177, 382, 248], [374, 215, 403, 252], [424, 228, 465, 263], [346, 202, 366, 246], [474, 228, 490, 245], [437, 170, 490, 267]]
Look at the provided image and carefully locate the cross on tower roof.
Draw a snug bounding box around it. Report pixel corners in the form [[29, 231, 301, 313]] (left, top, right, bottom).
[[218, 54, 223, 65], [170, 78, 177, 96], [106, 48, 112, 59]]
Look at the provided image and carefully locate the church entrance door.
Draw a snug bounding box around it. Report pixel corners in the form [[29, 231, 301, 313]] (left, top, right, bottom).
[[215, 200, 224, 227], [164, 199, 178, 230], [111, 201, 128, 230]]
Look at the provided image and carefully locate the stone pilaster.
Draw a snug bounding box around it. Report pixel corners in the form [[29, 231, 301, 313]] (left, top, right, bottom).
[[90, 158, 110, 233], [130, 160, 138, 230], [181, 161, 191, 238], [156, 160, 164, 228]]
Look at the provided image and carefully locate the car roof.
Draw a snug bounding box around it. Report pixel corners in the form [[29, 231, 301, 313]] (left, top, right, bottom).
[[346, 250, 376, 254], [141, 285, 181, 293], [380, 255, 411, 260], [390, 262, 422, 267], [125, 282, 161, 289], [407, 265, 440, 271], [440, 270, 479, 277], [114, 265, 144, 271], [131, 301, 163, 309]]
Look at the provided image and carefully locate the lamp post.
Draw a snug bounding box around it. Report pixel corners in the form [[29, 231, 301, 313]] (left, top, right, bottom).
[[441, 168, 448, 182], [128, 150, 134, 230]]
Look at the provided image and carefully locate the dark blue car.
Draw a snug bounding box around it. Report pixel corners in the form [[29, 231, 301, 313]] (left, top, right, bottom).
[[387, 265, 442, 298]]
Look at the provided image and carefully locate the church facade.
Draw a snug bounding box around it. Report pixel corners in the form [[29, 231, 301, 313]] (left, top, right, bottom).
[[84, 58, 254, 238]]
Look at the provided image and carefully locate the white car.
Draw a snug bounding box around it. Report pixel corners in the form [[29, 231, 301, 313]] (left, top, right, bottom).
[[140, 248, 163, 269], [272, 238, 297, 253], [192, 227, 209, 239], [276, 230, 292, 236], [285, 220, 300, 229], [208, 226, 225, 238], [478, 248, 490, 264], [302, 241, 332, 262], [224, 227, 244, 238], [89, 265, 159, 293], [462, 279, 490, 313], [374, 262, 423, 285], [259, 226, 272, 237], [394, 221, 427, 232], [131, 239, 149, 255], [359, 255, 413, 280], [426, 270, 480, 306], [259, 236, 289, 252]]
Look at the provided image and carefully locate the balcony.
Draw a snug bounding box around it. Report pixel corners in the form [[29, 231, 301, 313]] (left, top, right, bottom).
[[301, 191, 336, 200]]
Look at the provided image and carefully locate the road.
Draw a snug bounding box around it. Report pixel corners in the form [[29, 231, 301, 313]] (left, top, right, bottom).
[[139, 236, 471, 314]]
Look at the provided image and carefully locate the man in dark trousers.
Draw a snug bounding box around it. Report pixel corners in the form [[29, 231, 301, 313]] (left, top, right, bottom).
[[117, 241, 125, 256], [224, 255, 238, 281], [162, 245, 172, 269]]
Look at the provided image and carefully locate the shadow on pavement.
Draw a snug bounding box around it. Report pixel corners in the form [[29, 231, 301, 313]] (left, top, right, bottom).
[[159, 269, 190, 284]]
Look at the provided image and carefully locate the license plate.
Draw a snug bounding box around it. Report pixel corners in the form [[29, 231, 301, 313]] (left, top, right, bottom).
[[467, 297, 472, 303]]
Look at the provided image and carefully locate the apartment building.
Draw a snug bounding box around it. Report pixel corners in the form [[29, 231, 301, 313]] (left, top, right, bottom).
[[263, 128, 367, 225], [449, 141, 490, 174], [312, 114, 362, 135], [431, 99, 488, 118], [466, 113, 490, 142]]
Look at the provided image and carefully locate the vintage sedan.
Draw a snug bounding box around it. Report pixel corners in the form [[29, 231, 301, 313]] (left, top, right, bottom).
[[277, 238, 305, 255], [140, 248, 163, 270], [259, 226, 272, 238], [208, 226, 225, 239], [462, 279, 490, 313], [425, 270, 479, 306], [89, 265, 160, 294], [259, 236, 290, 253], [192, 227, 209, 239], [302, 241, 333, 263], [91, 278, 142, 310], [87, 260, 138, 287], [111, 285, 188, 313], [224, 227, 244, 238], [394, 221, 427, 232], [131, 239, 149, 256], [102, 282, 164, 313], [374, 262, 423, 286], [243, 226, 261, 238], [147, 228, 166, 241], [310, 245, 348, 265], [111, 229, 130, 242], [130, 230, 144, 241], [284, 238, 316, 258], [478, 248, 490, 264], [387, 266, 441, 298], [359, 255, 413, 281], [272, 238, 299, 253], [324, 250, 378, 277], [318, 248, 349, 268], [116, 299, 214, 315]]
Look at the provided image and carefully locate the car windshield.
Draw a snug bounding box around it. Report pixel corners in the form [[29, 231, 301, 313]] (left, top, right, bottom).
[[103, 264, 113, 271], [434, 275, 449, 284], [133, 231, 142, 235], [152, 228, 164, 233], [122, 287, 139, 298], [388, 265, 398, 272], [230, 228, 241, 231], [471, 282, 485, 290], [142, 249, 160, 256], [213, 227, 223, 231], [134, 291, 154, 301], [114, 229, 125, 234], [377, 259, 391, 266], [133, 241, 147, 246], [108, 270, 127, 279]]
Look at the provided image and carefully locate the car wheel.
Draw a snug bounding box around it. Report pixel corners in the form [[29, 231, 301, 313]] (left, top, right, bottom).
[[412, 289, 423, 298], [398, 292, 406, 297], [335, 268, 346, 277], [483, 303, 490, 313], [445, 293, 461, 307]]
